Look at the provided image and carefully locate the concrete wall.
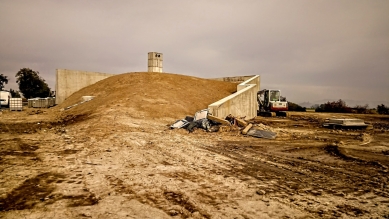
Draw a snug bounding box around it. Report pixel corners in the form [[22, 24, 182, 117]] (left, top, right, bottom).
[[211, 75, 256, 83], [237, 75, 260, 92], [208, 75, 260, 119], [55, 69, 114, 104]]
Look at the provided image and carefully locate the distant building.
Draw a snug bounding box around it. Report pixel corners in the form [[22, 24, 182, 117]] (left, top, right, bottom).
[[148, 52, 163, 73]]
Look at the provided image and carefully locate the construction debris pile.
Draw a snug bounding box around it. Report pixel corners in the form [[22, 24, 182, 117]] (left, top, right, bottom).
[[171, 109, 277, 139], [170, 109, 220, 133]]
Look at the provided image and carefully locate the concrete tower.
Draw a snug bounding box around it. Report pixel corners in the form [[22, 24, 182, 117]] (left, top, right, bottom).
[[148, 52, 163, 72]]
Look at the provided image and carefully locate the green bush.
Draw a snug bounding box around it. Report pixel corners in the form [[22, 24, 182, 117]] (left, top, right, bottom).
[[377, 104, 389, 115], [16, 68, 51, 99], [315, 99, 352, 113]]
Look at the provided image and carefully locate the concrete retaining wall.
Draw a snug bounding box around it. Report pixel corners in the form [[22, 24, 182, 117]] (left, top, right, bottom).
[[211, 75, 256, 83], [208, 75, 260, 119], [55, 69, 114, 104]]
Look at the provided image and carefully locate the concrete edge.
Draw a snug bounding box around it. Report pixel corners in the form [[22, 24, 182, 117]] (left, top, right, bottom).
[[209, 84, 256, 107], [237, 75, 260, 91]]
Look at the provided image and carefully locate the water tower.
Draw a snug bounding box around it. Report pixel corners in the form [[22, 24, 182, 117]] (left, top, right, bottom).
[[148, 52, 163, 72]]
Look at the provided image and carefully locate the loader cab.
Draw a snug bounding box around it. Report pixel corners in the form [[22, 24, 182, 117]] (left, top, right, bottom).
[[269, 90, 281, 102], [263, 89, 281, 105], [268, 90, 288, 112]]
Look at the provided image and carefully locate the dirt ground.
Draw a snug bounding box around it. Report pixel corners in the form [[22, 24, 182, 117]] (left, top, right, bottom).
[[0, 73, 388, 218]]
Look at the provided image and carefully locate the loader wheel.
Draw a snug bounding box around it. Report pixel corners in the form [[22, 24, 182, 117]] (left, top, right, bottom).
[[259, 112, 274, 117]]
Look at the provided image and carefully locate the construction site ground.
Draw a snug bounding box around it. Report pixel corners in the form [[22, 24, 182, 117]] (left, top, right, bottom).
[[1, 73, 388, 218]]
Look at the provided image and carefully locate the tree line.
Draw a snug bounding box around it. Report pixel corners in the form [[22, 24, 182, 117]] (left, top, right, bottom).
[[286, 99, 388, 115], [0, 68, 52, 99], [314, 99, 388, 115]]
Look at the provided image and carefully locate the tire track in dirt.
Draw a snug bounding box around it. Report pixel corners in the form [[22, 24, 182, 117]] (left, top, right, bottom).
[[104, 175, 212, 218], [207, 141, 388, 194], [199, 141, 388, 218]]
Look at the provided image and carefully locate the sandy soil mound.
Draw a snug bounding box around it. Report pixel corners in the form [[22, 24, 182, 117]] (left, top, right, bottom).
[[57, 72, 237, 120]]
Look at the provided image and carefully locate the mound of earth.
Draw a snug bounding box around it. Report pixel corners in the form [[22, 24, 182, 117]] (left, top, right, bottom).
[[58, 72, 237, 120]]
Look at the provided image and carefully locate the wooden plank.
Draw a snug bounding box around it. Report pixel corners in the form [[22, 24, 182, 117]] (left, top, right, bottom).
[[241, 123, 253, 135], [235, 118, 248, 127], [207, 115, 231, 126]]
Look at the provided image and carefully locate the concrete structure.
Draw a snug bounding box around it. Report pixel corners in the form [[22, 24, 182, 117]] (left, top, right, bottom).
[[55, 69, 113, 104], [212, 75, 256, 83], [148, 52, 163, 72], [323, 118, 369, 129], [54, 54, 260, 114], [208, 75, 260, 119]]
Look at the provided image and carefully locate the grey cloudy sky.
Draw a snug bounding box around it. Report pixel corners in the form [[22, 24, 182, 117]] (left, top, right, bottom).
[[1, 0, 388, 104]]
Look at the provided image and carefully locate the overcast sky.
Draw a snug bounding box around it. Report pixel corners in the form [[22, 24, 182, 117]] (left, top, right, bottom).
[[1, 0, 388, 104]]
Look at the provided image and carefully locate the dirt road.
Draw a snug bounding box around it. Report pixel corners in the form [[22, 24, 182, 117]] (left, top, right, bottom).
[[1, 108, 388, 218]]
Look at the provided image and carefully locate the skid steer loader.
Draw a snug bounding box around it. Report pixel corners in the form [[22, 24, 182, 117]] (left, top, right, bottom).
[[257, 89, 289, 117]]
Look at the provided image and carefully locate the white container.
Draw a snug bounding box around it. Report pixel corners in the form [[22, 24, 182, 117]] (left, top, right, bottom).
[[28, 97, 55, 108], [9, 98, 23, 111], [81, 96, 94, 102]]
